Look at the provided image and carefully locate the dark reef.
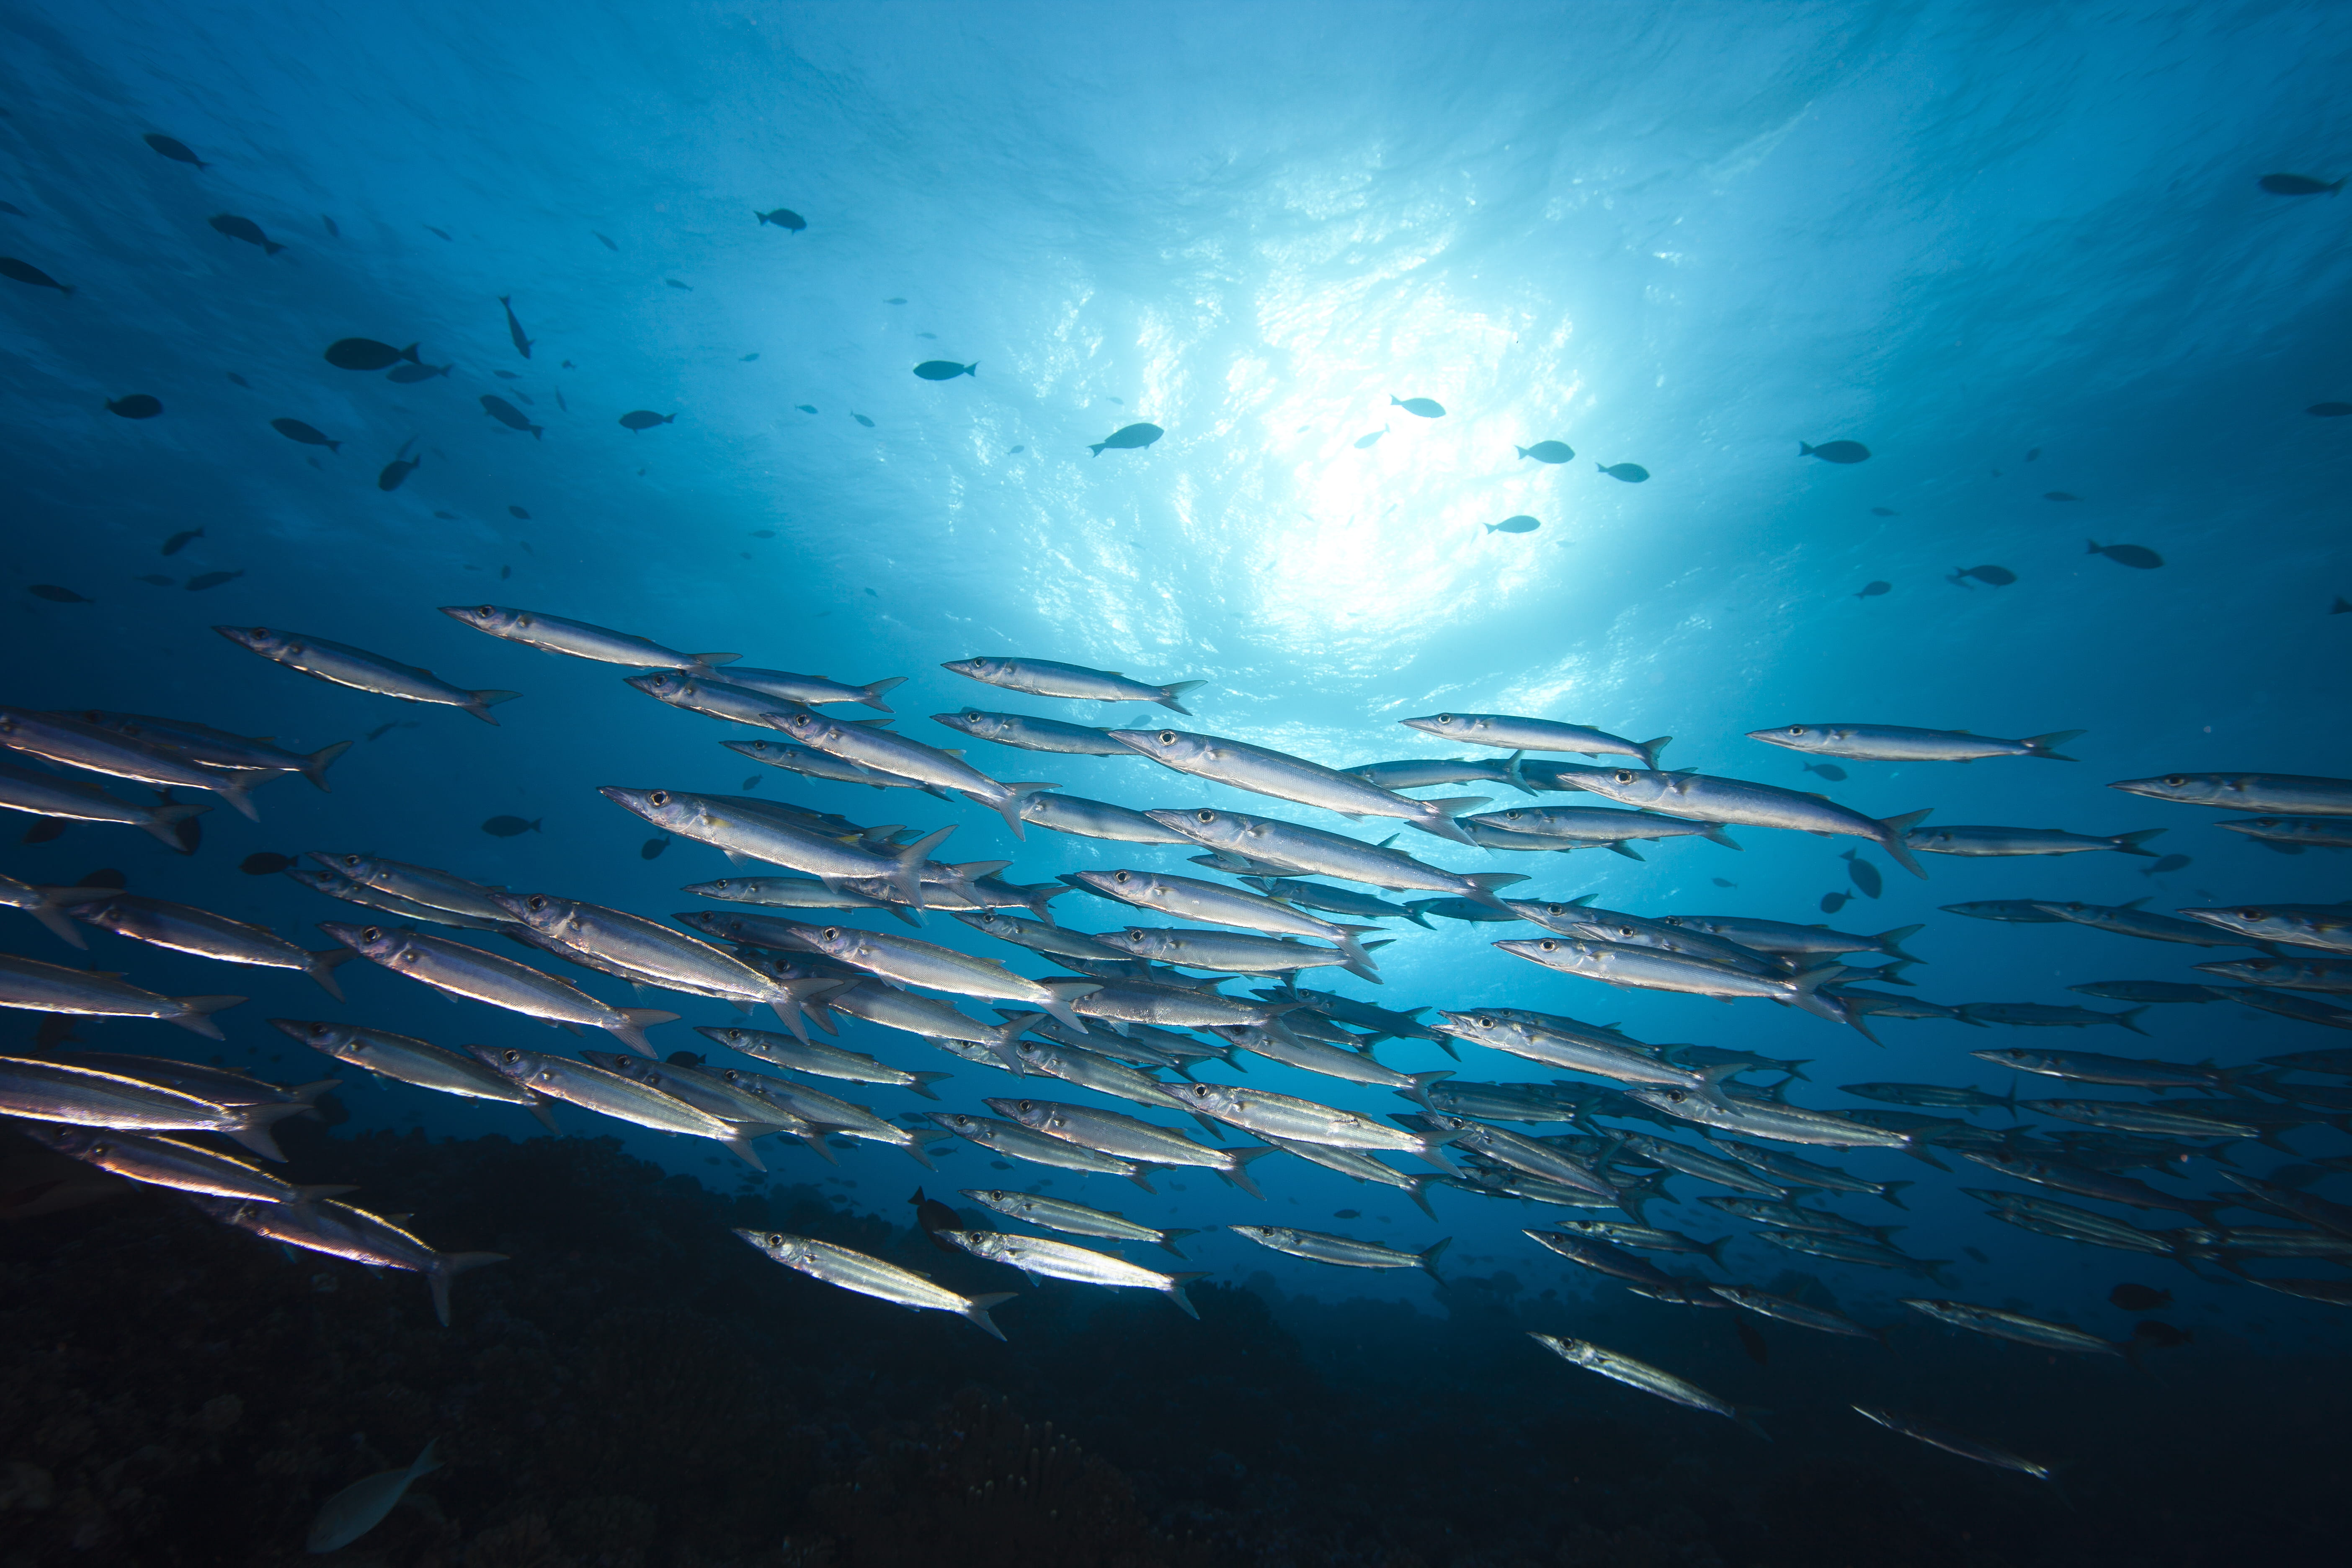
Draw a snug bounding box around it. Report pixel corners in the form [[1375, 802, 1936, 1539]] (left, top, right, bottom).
[[3, 1119, 2347, 1567]]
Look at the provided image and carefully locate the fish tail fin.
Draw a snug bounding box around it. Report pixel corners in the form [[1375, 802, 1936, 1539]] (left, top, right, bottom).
[[140, 800, 211, 851], [301, 739, 355, 791], [963, 1291, 1016, 1340], [893, 824, 957, 912], [213, 772, 263, 822], [25, 898, 87, 948], [1786, 964, 1851, 1028], [1516, 445, 1529, 458], [1902, 1139, 1950, 1170], [2023, 730, 2085, 760], [725, 1131, 769, 1172], [1126, 1167, 1158, 1193], [608, 1007, 679, 1056], [1417, 1236, 1453, 1278], [1220, 1145, 1280, 1199], [1403, 903, 1436, 929], [223, 1099, 307, 1161], [1418, 797, 1492, 846], [1330, 923, 1383, 973], [2113, 829, 2167, 857], [2085, 538, 2103, 555], [399, 342, 420, 363], [1879, 1180, 1915, 1210], [1039, 980, 1101, 1032], [859, 676, 906, 712], [1088, 443, 1105, 455], [305, 946, 358, 1001], [1873, 924, 1926, 964], [1158, 1228, 1198, 1259], [168, 994, 248, 1040], [1408, 1069, 1453, 1114], [1800, 442, 1817, 456], [1462, 874, 1527, 913], [426, 1252, 508, 1328], [1164, 1273, 1207, 1318], [987, 1012, 1046, 1070], [983, 784, 1056, 840], [466, 689, 524, 725], [1735, 1407, 1772, 1442], [1156, 680, 1207, 714], [1638, 736, 1673, 770], [1699, 1234, 1734, 1269], [1404, 1175, 1439, 1220], [1501, 750, 1538, 797], [1874, 809, 1934, 879], [906, 1070, 954, 1101], [767, 978, 839, 1043], [2116, 1006, 2151, 1036], [524, 1094, 560, 1132]]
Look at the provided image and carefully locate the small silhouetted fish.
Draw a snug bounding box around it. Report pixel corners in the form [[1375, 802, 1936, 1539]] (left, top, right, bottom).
[[106, 395, 162, 419], [271, 417, 340, 452], [908, 1187, 961, 1251], [426, 225, 452, 240], [365, 722, 398, 741], [1333, 1208, 1361, 1219], [162, 528, 203, 555], [509, 505, 530, 519], [665, 278, 691, 290], [480, 396, 542, 440], [1870, 506, 1897, 516], [434, 511, 456, 520], [1712, 878, 1738, 888], [594, 231, 618, 250], [2043, 491, 2080, 502], [665, 1052, 707, 1068], [1841, 848, 1882, 900], [174, 812, 201, 853], [1089, 422, 1161, 455], [741, 776, 761, 790], [135, 575, 173, 586], [22, 820, 67, 845], [885, 297, 906, 305], [2132, 1320, 2192, 1351], [1963, 1246, 1989, 1264], [2308, 402, 2352, 417], [740, 352, 759, 361], [1950, 563, 2015, 587], [990, 1159, 1013, 1170], [144, 133, 207, 168], [498, 295, 531, 357], [1856, 581, 1891, 599], [1007, 445, 1024, 454], [750, 529, 774, 538], [2259, 173, 2344, 196], [185, 570, 243, 591], [1594, 462, 1650, 484], [224, 372, 248, 387], [853, 413, 875, 428], [1390, 395, 1445, 418], [554, 389, 567, 412], [326, 338, 420, 372], [1516, 440, 1573, 463], [2025, 447, 2041, 461], [2110, 1283, 2171, 1311], [1353, 428, 1388, 449], [0, 201, 23, 216], [1803, 762, 1848, 781], [240, 851, 294, 875], [2088, 539, 2162, 569], [480, 815, 541, 837], [29, 584, 91, 603], [756, 208, 806, 232], [493, 369, 518, 380], [1488, 516, 1540, 534], [1736, 1320, 1768, 1367], [2265, 1163, 2325, 1190], [499, 565, 511, 580], [379, 453, 421, 491], [1106, 397, 1124, 406], [560, 361, 574, 370], [914, 360, 975, 380], [2333, 597, 2351, 614], [209, 214, 283, 255], [795, 404, 817, 414], [1820, 890, 1850, 913], [321, 215, 339, 237], [640, 836, 670, 861], [619, 410, 675, 433], [1, 256, 72, 293], [2140, 853, 2191, 876], [1800, 440, 1870, 463]]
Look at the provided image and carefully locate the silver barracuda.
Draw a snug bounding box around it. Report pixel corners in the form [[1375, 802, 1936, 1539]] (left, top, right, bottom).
[[69, 892, 355, 998], [322, 921, 675, 1055], [1747, 722, 2083, 763], [2179, 902, 2352, 954], [70, 1053, 333, 1111], [707, 1065, 938, 1165], [735, 1230, 1014, 1339], [2108, 771, 2352, 815], [213, 626, 521, 723], [1143, 806, 1524, 909], [1967, 1189, 2184, 1256], [1160, 1079, 1462, 1167], [773, 710, 1051, 838], [681, 876, 905, 920], [941, 1229, 1204, 1315], [0, 707, 264, 820], [1212, 1023, 1451, 1095], [1563, 766, 1931, 878], [1623, 1081, 1923, 1154], [1434, 1011, 1694, 1087], [1955, 1001, 2148, 1032], [1655, 915, 1924, 965], [469, 1044, 771, 1166], [0, 1055, 302, 1160], [579, 1050, 822, 1142], [719, 666, 904, 711], [2215, 815, 2352, 849], [1609, 1132, 1792, 1197], [0, 759, 209, 849], [812, 980, 1039, 1062], [1545, 1221, 1732, 1266], [1467, 805, 1739, 850], [1230, 1224, 1451, 1276], [725, 738, 941, 793], [0, 954, 244, 1038], [1523, 1229, 1701, 1289], [1093, 925, 1376, 983], [1528, 1334, 1766, 1438], [1710, 1285, 1886, 1341], [19, 1124, 352, 1207], [1239, 877, 1432, 925], [1253, 986, 1447, 1045], [829, 869, 1070, 925], [960, 1187, 1199, 1256], [1518, 902, 1781, 974], [625, 670, 819, 727], [789, 922, 1098, 1030], [932, 709, 1135, 755], [1406, 1114, 1619, 1197], [2196, 954, 2352, 993], [1401, 712, 1671, 769], [922, 1110, 1158, 1187], [1696, 1197, 1903, 1240], [940, 656, 1204, 713], [1751, 1229, 1953, 1280], [1109, 727, 1488, 847], [303, 853, 515, 925], [986, 1096, 1276, 1195], [438, 603, 737, 672], [1710, 1141, 1914, 1204], [59, 709, 352, 792], [597, 787, 952, 911], [952, 910, 1132, 965], [1018, 793, 1192, 843], [695, 1024, 952, 1098], [1496, 936, 1862, 1033], [197, 1195, 504, 1326], [275, 1018, 558, 1127], [2, 872, 97, 947], [2019, 1098, 2266, 1139], [492, 892, 827, 1025], [1903, 1299, 2123, 1355], [1259, 1135, 1441, 1217], [1343, 756, 1534, 794], [1906, 824, 2164, 858], [1068, 868, 1381, 970], [1853, 1408, 2059, 1486], [288, 867, 510, 931], [1966, 1045, 2243, 1095]]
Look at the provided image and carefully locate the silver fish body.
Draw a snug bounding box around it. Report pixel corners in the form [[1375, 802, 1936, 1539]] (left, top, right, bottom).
[[1344, 756, 1534, 794], [1, 872, 95, 947], [933, 709, 1134, 755], [681, 875, 903, 917], [735, 1229, 1015, 1338], [1467, 805, 1738, 848], [1144, 806, 1524, 908], [2196, 954, 2352, 993], [1214, 1022, 1447, 1093], [1748, 723, 2081, 763], [725, 737, 938, 792], [19, 1123, 353, 1206], [794, 922, 1098, 1029], [438, 604, 735, 672], [493, 892, 815, 1022], [922, 1109, 1155, 1185], [1906, 824, 2164, 858], [722, 667, 903, 711], [1162, 1078, 1460, 1166], [598, 787, 951, 910], [304, 853, 515, 925], [1528, 1333, 1764, 1436], [1567, 766, 1930, 878], [197, 1195, 503, 1325], [469, 1044, 768, 1165], [1903, 1298, 2123, 1355], [0, 759, 209, 848], [2214, 815, 2352, 849], [60, 709, 352, 791], [1401, 713, 1669, 769], [1070, 867, 1380, 968], [322, 921, 675, 1054], [1230, 1223, 1449, 1274], [774, 711, 1048, 838], [952, 910, 1132, 964], [1095, 924, 1368, 981], [941, 1229, 1202, 1315], [1110, 727, 1488, 846], [2109, 772, 2352, 816], [1431, 1011, 1695, 1086], [1656, 915, 1923, 963], [2179, 903, 2352, 954], [986, 1095, 1274, 1194], [960, 1187, 1197, 1255], [1853, 1407, 2057, 1484], [70, 892, 354, 998], [1710, 1284, 1884, 1341], [1497, 936, 1858, 1030], [0, 706, 262, 819], [1018, 793, 1192, 843], [213, 626, 520, 723], [0, 1055, 301, 1158], [625, 670, 815, 727], [1625, 1082, 1915, 1151], [696, 1024, 951, 1096], [0, 954, 244, 1038], [940, 656, 1203, 712], [276, 1017, 556, 1124]]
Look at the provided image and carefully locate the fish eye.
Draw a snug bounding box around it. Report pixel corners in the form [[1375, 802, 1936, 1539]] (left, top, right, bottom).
[[1665, 1090, 1685, 1103], [1158, 731, 1177, 744], [2239, 908, 2265, 919], [1196, 810, 1215, 823], [1475, 1017, 1493, 1028], [1114, 871, 1131, 883], [1539, 940, 1558, 952], [500, 1050, 521, 1063], [250, 626, 267, 636], [649, 791, 669, 806], [966, 712, 982, 721], [360, 926, 382, 941], [478, 604, 493, 615], [1437, 713, 1454, 723], [1613, 771, 1635, 783], [527, 896, 547, 912], [1787, 726, 1806, 736], [822, 928, 839, 940], [2164, 775, 2187, 786]]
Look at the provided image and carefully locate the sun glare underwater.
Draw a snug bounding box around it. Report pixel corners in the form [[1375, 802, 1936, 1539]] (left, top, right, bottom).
[[2, 3, 2350, 1565]]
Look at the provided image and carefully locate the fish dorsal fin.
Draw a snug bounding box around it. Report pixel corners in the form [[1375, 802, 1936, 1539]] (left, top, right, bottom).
[[2121, 897, 2149, 910]]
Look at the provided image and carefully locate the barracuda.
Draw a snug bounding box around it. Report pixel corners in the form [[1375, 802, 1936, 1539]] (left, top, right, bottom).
[[1110, 726, 1488, 846], [1144, 805, 1526, 909]]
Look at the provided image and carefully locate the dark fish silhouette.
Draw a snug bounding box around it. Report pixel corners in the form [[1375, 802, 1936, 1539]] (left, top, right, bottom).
[[500, 565, 511, 580], [2025, 446, 2041, 461], [1712, 878, 1738, 888], [1949, 563, 2016, 587], [795, 404, 818, 414], [2259, 173, 2344, 196], [917, 333, 937, 341], [2309, 402, 2352, 417], [184, 570, 244, 591], [852, 414, 875, 428], [386, 361, 452, 382], [325, 338, 420, 371], [1820, 890, 1851, 913], [1390, 395, 1445, 418], [1090, 422, 1163, 455], [493, 370, 518, 379], [162, 529, 203, 555], [480, 815, 541, 837], [1736, 1320, 1769, 1367], [1803, 762, 1848, 781], [665, 279, 691, 290], [2131, 1320, 2192, 1351], [1487, 516, 1540, 534], [1870, 506, 1898, 516], [2087, 539, 2162, 570], [425, 225, 452, 241], [21, 820, 67, 844], [619, 410, 675, 432], [640, 836, 670, 861], [1596, 462, 1649, 482], [914, 361, 975, 380], [2109, 1283, 2171, 1311], [105, 395, 162, 419], [270, 418, 340, 452], [144, 133, 206, 168], [1516, 440, 1573, 463], [0, 256, 72, 294], [499, 295, 531, 358], [2334, 597, 2351, 614], [225, 372, 249, 387], [756, 208, 806, 232], [594, 231, 618, 250], [2140, 853, 2192, 876], [321, 215, 339, 237], [135, 575, 174, 586], [1353, 428, 1387, 449], [509, 505, 530, 519], [29, 584, 91, 603], [0, 201, 23, 216], [1855, 580, 1891, 598], [909, 1187, 960, 1252], [1801, 440, 1870, 463], [554, 389, 567, 412], [2043, 490, 2081, 502], [379, 454, 421, 491], [885, 297, 906, 305], [741, 776, 760, 789], [1841, 848, 1882, 900], [240, 852, 294, 875], [480, 395, 542, 440], [740, 353, 759, 361], [208, 214, 283, 254]]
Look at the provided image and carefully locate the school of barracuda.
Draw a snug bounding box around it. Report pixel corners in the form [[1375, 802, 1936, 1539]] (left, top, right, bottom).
[[5, 627, 2350, 1491]]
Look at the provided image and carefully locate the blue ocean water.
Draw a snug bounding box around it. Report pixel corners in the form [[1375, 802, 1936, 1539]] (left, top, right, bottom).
[[4, 3, 2350, 1559]]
